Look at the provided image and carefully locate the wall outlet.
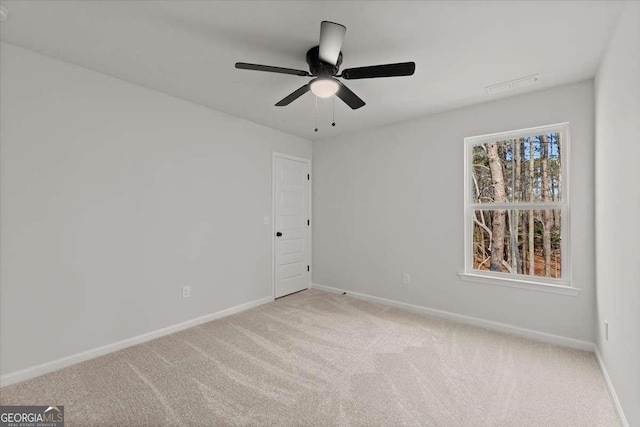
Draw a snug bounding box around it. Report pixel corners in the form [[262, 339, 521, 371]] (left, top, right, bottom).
[[402, 273, 411, 285], [605, 320, 609, 340], [182, 286, 191, 299], [263, 216, 269, 225]]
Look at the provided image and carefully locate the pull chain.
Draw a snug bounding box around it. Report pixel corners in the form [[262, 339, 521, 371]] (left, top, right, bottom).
[[314, 96, 318, 132], [332, 97, 336, 127]]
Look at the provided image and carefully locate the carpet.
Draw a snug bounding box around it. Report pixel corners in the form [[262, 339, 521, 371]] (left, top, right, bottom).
[[0, 289, 620, 426]]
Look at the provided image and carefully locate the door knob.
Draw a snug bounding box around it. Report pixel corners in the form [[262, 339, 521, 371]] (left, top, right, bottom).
[[276, 232, 283, 237]]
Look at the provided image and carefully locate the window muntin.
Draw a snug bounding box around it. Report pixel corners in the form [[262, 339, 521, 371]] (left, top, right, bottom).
[[464, 124, 569, 286]]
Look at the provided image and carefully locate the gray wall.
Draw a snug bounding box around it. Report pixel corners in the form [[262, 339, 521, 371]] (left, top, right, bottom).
[[313, 81, 595, 342], [0, 43, 311, 375], [595, 2, 640, 425]]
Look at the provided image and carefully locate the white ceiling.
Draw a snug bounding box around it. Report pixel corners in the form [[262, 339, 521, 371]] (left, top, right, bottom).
[[0, 1, 623, 140]]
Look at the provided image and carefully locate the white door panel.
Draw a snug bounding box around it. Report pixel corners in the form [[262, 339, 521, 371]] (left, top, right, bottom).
[[274, 155, 310, 298]]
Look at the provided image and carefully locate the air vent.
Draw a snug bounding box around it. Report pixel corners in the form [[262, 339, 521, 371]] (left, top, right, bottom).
[[486, 74, 540, 94]]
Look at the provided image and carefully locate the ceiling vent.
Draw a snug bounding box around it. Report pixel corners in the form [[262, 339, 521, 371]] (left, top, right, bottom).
[[486, 74, 540, 94]]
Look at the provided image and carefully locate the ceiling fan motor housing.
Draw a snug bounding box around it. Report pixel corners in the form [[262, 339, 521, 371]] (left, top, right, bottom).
[[306, 46, 342, 77]]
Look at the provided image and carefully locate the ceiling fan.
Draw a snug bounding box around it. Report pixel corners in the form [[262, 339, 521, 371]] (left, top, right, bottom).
[[235, 21, 416, 110]]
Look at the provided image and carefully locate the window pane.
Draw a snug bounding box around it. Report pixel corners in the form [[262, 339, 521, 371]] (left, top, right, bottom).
[[472, 209, 562, 278], [471, 133, 562, 204]]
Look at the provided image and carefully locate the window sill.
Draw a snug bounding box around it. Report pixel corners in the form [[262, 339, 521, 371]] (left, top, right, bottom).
[[458, 272, 580, 296]]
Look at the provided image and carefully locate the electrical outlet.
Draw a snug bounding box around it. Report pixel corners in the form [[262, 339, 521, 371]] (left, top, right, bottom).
[[402, 273, 411, 285], [605, 320, 609, 340], [182, 286, 191, 299], [263, 216, 269, 225]]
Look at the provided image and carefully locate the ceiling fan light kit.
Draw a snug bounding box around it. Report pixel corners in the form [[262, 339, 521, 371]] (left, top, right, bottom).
[[310, 78, 340, 98], [235, 20, 416, 128]]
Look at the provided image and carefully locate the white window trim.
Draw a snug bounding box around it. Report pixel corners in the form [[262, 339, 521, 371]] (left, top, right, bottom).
[[462, 122, 578, 296]]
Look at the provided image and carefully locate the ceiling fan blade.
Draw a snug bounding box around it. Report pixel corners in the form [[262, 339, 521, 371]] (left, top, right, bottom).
[[235, 62, 310, 77], [319, 21, 346, 66], [341, 62, 416, 79], [275, 84, 311, 106], [336, 81, 365, 110]]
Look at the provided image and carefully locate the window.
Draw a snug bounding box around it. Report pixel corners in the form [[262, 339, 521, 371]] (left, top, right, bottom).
[[461, 123, 575, 294]]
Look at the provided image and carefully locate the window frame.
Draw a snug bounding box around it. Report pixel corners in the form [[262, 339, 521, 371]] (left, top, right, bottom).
[[460, 123, 578, 296]]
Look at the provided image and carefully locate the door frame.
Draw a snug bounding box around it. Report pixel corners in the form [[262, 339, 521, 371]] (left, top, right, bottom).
[[271, 152, 312, 299]]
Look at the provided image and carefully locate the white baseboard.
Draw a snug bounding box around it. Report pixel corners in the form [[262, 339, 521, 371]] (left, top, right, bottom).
[[594, 346, 629, 427], [0, 296, 273, 387], [311, 283, 594, 351]]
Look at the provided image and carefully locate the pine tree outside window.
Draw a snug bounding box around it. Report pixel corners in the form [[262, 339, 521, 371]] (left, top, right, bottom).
[[461, 123, 576, 295]]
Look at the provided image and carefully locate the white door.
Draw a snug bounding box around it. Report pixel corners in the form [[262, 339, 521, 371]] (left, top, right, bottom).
[[273, 154, 310, 298]]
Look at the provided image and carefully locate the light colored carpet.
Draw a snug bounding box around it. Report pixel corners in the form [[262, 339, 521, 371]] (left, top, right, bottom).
[[0, 289, 620, 426]]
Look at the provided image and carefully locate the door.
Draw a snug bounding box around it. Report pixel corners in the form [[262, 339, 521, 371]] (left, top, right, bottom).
[[273, 154, 310, 298]]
